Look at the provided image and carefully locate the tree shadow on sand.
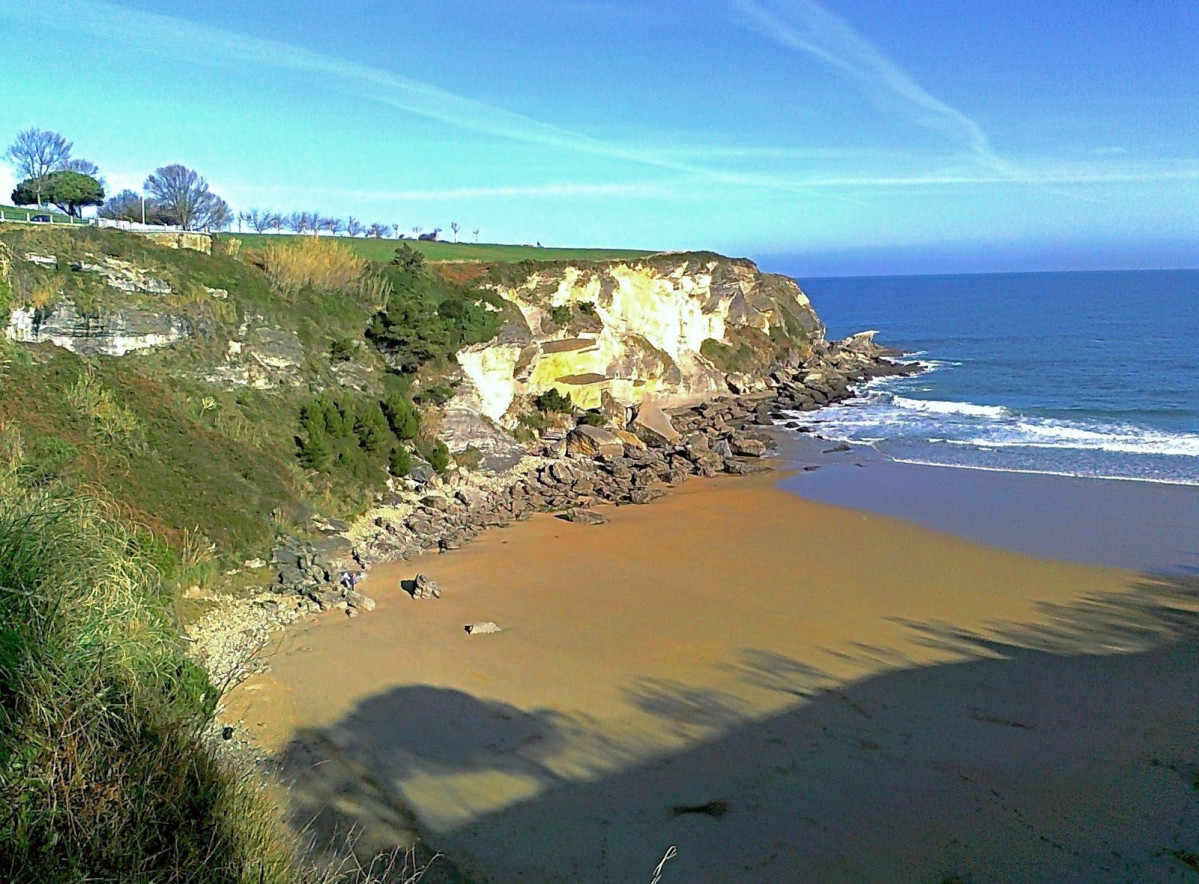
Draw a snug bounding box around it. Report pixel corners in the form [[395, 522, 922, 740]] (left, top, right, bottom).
[[278, 573, 1199, 883]]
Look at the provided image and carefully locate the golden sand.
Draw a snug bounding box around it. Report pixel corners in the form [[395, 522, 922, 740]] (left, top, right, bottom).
[[229, 472, 1197, 881]]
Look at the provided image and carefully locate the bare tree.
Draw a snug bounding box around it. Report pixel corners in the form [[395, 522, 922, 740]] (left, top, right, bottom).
[[323, 216, 344, 236], [287, 211, 306, 234], [450, 221, 460, 242], [411, 226, 421, 238], [4, 128, 73, 207], [62, 157, 100, 177], [394, 222, 401, 239], [346, 216, 363, 237], [269, 212, 284, 232], [142, 164, 228, 230], [204, 198, 232, 231], [100, 189, 145, 223], [242, 208, 274, 233], [367, 222, 389, 238], [473, 228, 480, 243]]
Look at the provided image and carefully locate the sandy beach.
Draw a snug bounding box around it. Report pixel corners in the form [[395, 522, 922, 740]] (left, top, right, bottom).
[[230, 468, 1199, 882]]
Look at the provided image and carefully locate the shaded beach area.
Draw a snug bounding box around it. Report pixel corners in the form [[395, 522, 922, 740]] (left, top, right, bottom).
[[229, 461, 1199, 882]]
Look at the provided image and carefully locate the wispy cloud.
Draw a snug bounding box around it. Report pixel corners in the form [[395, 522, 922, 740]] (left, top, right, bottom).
[[725, 0, 1007, 170], [251, 182, 669, 202], [0, 0, 835, 199]]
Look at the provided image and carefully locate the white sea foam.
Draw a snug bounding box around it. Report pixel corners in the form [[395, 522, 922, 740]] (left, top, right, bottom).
[[889, 396, 1009, 418], [783, 385, 1199, 482], [888, 457, 1199, 487]]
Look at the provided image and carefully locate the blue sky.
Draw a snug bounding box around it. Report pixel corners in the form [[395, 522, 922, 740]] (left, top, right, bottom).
[[1, 0, 1196, 275]]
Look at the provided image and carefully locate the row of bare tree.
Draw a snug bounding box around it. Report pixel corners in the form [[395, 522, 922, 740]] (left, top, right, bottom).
[[234, 210, 479, 242]]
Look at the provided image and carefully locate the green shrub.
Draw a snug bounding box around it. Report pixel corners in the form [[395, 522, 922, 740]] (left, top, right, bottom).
[[329, 336, 356, 362], [388, 445, 412, 477], [414, 384, 455, 407], [534, 388, 574, 414], [455, 445, 484, 471], [549, 304, 572, 326], [517, 410, 552, 433], [0, 272, 11, 324], [428, 440, 450, 474], [366, 254, 504, 373], [382, 394, 420, 440], [578, 300, 598, 317], [577, 411, 606, 427], [18, 435, 77, 488], [353, 400, 391, 453]]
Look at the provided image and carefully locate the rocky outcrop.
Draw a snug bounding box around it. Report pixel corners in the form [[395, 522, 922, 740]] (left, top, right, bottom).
[[566, 425, 625, 458], [455, 255, 823, 424], [138, 231, 212, 254], [203, 321, 307, 388], [5, 300, 191, 356]]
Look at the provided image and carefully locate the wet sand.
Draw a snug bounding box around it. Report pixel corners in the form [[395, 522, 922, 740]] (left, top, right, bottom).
[[230, 470, 1199, 882]]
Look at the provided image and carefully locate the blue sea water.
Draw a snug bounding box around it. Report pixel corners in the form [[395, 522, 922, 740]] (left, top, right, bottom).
[[776, 269, 1199, 485]]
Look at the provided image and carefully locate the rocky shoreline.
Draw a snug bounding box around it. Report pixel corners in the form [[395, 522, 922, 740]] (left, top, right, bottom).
[[188, 332, 918, 687]]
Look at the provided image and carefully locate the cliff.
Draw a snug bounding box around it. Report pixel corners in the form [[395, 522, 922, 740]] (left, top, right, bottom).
[[0, 227, 842, 567], [455, 254, 824, 424]]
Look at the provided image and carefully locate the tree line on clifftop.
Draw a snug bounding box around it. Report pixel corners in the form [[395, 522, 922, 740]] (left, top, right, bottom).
[[5, 127, 479, 242]]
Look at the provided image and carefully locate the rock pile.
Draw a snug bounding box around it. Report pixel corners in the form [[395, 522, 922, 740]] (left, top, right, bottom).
[[269, 530, 376, 613], [267, 331, 918, 610], [409, 573, 442, 600]]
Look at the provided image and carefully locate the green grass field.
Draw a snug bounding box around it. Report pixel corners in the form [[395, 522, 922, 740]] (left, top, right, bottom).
[[226, 231, 655, 264], [0, 203, 85, 224]]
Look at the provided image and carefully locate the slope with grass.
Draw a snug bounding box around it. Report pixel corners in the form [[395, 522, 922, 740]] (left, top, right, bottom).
[[0, 453, 299, 882], [227, 232, 653, 264], [0, 224, 823, 592]]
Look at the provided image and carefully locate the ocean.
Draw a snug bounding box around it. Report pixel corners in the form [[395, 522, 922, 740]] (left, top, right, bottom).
[[777, 269, 1199, 486]]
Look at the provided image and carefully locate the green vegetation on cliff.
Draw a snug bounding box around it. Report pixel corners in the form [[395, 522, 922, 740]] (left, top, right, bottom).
[[0, 442, 298, 882], [0, 227, 502, 571]]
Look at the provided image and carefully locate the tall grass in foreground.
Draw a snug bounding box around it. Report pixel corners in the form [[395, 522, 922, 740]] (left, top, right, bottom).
[[0, 453, 298, 882]]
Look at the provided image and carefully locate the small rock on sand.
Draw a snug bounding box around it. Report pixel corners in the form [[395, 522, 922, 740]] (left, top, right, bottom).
[[465, 621, 502, 635], [559, 509, 607, 525], [408, 573, 441, 599]]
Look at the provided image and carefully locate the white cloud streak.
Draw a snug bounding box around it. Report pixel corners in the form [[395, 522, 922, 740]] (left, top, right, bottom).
[[726, 0, 1008, 170], [2, 0, 1191, 204], [252, 182, 670, 202], [0, 0, 839, 199]]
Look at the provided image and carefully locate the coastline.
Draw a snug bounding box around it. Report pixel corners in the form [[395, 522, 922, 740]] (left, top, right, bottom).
[[226, 458, 1199, 882], [776, 432, 1199, 574]]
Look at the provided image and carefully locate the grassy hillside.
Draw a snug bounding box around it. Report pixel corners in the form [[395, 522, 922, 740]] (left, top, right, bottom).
[[0, 225, 525, 585], [0, 457, 301, 882], [226, 232, 654, 264]]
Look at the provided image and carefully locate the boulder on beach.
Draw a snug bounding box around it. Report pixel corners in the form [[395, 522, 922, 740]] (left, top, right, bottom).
[[567, 425, 625, 459], [465, 621, 502, 635], [559, 509, 608, 525], [406, 573, 442, 599], [630, 402, 681, 446]]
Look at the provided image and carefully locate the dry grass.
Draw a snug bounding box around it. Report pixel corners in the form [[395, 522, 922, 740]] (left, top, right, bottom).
[[65, 367, 144, 447], [259, 237, 367, 300]]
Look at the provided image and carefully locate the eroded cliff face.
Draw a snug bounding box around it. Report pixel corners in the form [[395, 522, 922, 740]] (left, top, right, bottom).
[[455, 254, 823, 423]]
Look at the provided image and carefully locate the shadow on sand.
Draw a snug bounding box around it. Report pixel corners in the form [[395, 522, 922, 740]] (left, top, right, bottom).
[[277, 573, 1199, 883]]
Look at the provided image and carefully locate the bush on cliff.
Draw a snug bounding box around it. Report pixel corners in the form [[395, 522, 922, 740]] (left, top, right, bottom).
[[533, 388, 573, 414], [365, 246, 505, 372], [0, 447, 297, 882]]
